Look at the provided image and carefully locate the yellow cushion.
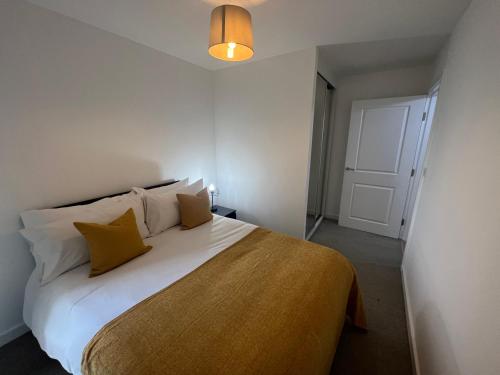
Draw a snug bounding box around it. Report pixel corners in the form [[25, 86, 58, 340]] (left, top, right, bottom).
[[74, 208, 152, 277], [176, 188, 213, 229]]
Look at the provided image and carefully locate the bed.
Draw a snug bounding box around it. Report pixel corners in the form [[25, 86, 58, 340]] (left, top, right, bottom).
[[22, 182, 366, 375]]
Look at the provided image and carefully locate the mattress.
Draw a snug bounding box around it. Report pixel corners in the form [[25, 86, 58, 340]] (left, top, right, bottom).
[[23, 215, 256, 374]]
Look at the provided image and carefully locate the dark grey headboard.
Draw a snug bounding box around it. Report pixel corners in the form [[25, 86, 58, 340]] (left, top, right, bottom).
[[54, 180, 179, 208]]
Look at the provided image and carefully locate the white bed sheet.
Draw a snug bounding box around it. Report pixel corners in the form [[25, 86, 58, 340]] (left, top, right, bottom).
[[23, 215, 256, 374]]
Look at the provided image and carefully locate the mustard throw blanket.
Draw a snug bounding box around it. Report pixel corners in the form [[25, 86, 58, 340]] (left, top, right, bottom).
[[82, 228, 366, 375]]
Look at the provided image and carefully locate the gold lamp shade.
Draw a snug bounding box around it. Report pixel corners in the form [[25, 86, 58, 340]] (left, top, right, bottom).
[[208, 5, 253, 62]]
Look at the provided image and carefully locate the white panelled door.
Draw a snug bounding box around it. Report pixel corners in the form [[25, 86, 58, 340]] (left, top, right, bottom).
[[339, 96, 426, 238]]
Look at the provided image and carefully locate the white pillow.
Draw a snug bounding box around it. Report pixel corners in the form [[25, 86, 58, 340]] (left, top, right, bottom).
[[132, 178, 189, 196], [145, 179, 203, 236], [20, 211, 107, 285], [21, 192, 149, 238], [133, 179, 189, 228], [90, 193, 149, 238], [20, 193, 151, 284], [21, 205, 95, 229]]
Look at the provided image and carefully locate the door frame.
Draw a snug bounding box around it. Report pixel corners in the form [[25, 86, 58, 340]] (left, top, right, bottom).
[[400, 81, 441, 241], [305, 73, 335, 239]]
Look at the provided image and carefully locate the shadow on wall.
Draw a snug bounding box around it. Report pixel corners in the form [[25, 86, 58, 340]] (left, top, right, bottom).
[[0, 154, 165, 338], [415, 303, 459, 375]]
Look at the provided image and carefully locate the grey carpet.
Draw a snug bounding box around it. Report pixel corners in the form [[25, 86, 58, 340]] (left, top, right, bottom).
[[0, 332, 68, 375], [313, 220, 413, 375], [0, 219, 412, 375], [312, 219, 404, 267]]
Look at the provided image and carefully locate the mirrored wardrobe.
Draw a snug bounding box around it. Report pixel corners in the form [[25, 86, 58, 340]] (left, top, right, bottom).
[[306, 73, 334, 238]]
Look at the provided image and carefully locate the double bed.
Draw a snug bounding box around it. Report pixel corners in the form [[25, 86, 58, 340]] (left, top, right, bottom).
[[22, 182, 366, 375]]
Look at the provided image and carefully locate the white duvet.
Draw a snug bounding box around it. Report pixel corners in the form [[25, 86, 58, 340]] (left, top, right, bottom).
[[23, 215, 256, 374]]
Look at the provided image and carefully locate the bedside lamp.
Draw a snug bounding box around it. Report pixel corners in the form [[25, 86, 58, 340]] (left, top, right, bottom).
[[208, 184, 217, 212]]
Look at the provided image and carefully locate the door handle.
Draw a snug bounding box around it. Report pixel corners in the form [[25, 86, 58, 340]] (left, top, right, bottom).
[[345, 167, 355, 171]]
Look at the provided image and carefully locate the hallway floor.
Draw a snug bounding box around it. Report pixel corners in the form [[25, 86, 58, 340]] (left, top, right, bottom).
[[310, 220, 413, 375]]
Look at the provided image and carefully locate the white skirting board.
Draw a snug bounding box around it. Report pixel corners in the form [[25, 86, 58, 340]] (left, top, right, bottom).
[[305, 216, 324, 240], [401, 266, 421, 375], [0, 322, 29, 347]]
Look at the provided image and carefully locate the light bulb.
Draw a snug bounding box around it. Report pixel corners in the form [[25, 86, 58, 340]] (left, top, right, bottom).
[[208, 184, 216, 193], [227, 42, 236, 59]]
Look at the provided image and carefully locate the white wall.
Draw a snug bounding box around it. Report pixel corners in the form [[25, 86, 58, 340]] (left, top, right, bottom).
[[0, 0, 215, 345], [431, 40, 450, 85], [214, 49, 317, 238], [402, 0, 500, 374], [324, 65, 434, 218]]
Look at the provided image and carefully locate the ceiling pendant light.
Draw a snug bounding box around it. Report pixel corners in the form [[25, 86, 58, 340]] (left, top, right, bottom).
[[208, 5, 254, 62]]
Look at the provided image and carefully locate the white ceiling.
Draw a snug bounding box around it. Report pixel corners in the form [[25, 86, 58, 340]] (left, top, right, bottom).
[[320, 35, 449, 77], [29, 0, 471, 71]]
